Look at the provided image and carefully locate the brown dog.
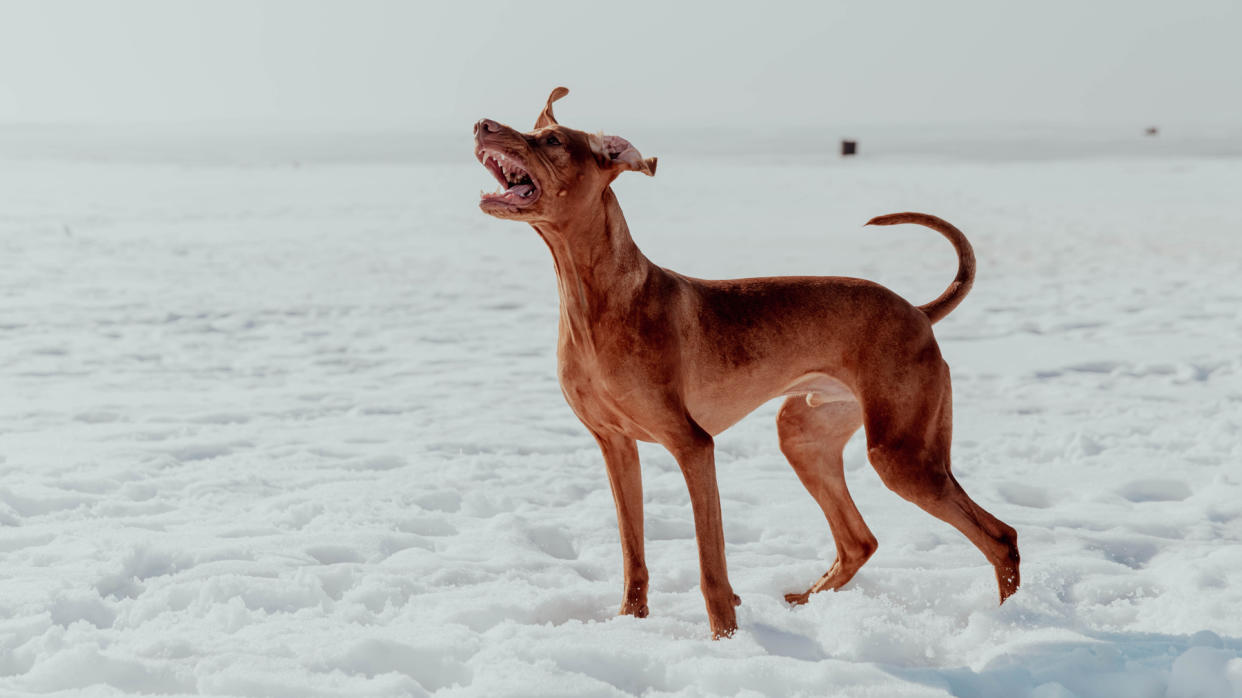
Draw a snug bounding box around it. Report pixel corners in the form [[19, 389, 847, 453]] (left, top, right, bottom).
[[474, 88, 1019, 639]]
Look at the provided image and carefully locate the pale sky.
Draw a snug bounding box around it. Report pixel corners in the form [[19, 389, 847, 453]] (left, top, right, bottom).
[[0, 0, 1238, 129]]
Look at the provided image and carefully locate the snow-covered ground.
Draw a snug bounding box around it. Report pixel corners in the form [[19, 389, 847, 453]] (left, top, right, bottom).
[[1, 131, 1240, 697]]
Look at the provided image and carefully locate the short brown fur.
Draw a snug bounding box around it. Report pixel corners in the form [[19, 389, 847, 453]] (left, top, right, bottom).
[[474, 88, 1019, 639]]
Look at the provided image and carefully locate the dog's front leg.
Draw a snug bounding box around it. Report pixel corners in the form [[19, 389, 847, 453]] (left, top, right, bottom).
[[594, 432, 649, 618], [665, 426, 739, 639]]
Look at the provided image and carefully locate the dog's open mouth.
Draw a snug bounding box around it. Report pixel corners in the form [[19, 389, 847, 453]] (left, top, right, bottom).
[[478, 149, 540, 209]]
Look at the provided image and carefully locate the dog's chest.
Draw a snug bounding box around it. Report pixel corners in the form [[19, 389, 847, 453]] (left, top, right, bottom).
[[555, 340, 662, 441]]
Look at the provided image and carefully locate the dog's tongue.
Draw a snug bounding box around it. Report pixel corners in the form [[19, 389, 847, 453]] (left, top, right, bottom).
[[509, 183, 536, 198]]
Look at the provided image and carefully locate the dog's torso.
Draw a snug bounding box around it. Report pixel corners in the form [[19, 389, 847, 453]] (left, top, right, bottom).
[[556, 269, 938, 442]]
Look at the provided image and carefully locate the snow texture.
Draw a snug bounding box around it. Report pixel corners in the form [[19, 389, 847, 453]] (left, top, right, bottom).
[[1, 134, 1240, 697]]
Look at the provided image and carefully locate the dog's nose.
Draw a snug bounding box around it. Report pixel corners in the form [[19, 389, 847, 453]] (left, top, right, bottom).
[[476, 119, 501, 136]]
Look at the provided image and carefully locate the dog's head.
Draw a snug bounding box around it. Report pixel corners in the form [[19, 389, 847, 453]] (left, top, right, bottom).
[[474, 87, 657, 223]]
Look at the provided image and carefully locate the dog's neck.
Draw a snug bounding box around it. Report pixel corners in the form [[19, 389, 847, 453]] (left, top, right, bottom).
[[532, 188, 654, 348]]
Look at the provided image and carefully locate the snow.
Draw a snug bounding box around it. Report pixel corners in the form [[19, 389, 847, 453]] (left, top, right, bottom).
[[1, 131, 1240, 697]]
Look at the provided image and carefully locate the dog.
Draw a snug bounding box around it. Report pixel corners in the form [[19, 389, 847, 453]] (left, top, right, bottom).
[[473, 88, 1019, 639]]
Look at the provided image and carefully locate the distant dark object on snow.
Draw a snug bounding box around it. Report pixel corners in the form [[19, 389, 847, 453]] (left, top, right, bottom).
[[1145, 126, 1159, 137], [841, 139, 858, 156]]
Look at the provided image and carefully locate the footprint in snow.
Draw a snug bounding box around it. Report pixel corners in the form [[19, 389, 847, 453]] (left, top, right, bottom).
[[305, 544, 366, 565], [527, 525, 577, 560], [996, 481, 1053, 509], [1117, 479, 1192, 503]]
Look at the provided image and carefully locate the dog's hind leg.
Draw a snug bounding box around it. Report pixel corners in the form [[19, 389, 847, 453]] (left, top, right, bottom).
[[777, 396, 877, 605], [865, 371, 1021, 604]]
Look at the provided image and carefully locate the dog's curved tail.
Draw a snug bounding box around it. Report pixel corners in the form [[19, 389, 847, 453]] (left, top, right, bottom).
[[866, 212, 975, 324]]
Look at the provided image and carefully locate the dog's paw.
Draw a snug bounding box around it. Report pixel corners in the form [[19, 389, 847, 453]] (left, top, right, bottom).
[[711, 625, 737, 640], [707, 594, 739, 639], [619, 602, 649, 618], [709, 615, 738, 640], [784, 592, 811, 606]]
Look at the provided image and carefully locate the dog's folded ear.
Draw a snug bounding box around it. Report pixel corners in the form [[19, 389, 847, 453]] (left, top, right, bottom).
[[590, 133, 657, 177], [535, 86, 570, 129]]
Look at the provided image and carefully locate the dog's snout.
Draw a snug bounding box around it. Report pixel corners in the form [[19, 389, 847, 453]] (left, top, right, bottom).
[[476, 118, 501, 136]]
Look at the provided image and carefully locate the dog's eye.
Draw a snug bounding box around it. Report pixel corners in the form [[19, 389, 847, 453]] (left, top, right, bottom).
[[544, 135, 561, 146]]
